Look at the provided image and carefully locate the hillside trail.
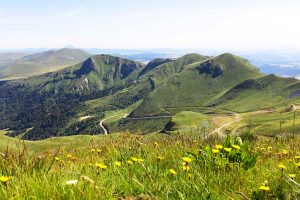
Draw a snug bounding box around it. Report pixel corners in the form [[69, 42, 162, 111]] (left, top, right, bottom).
[[126, 116, 172, 120], [100, 114, 172, 135], [210, 113, 241, 138], [99, 114, 128, 135]]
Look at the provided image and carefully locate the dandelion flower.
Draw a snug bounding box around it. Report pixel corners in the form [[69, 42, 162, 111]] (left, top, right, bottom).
[[54, 157, 60, 161], [0, 176, 11, 183], [296, 163, 300, 168], [95, 163, 108, 169], [259, 186, 270, 191], [127, 160, 133, 165], [215, 144, 223, 149], [65, 180, 78, 185], [278, 164, 287, 170], [212, 149, 220, 153], [232, 145, 241, 150], [131, 157, 138, 162], [169, 169, 177, 175], [182, 165, 190, 171], [288, 174, 296, 178], [91, 149, 96, 153], [182, 157, 193, 163], [114, 161, 121, 167], [224, 148, 232, 152]]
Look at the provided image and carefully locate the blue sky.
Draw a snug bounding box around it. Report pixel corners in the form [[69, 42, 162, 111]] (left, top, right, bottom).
[[1, 0, 300, 50]]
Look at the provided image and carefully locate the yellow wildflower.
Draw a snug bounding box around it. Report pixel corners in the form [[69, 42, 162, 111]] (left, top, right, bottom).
[[54, 156, 60, 161], [114, 161, 121, 167], [169, 169, 177, 175], [97, 149, 102, 153], [91, 149, 96, 153], [278, 164, 287, 170], [259, 186, 270, 191], [138, 158, 144, 163], [182, 157, 193, 163], [232, 145, 241, 150], [95, 163, 108, 169], [154, 142, 159, 146], [188, 173, 192, 178], [212, 149, 220, 153], [296, 163, 300, 168], [0, 176, 11, 183], [131, 157, 138, 162], [182, 165, 190, 171], [224, 148, 232, 152], [127, 160, 133, 165], [288, 174, 296, 178], [215, 144, 223, 149]]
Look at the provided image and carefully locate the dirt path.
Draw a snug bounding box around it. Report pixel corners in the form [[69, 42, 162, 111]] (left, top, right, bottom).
[[126, 116, 172, 120], [210, 114, 241, 137], [99, 114, 127, 135]]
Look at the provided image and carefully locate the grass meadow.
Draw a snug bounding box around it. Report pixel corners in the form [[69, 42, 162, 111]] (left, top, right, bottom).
[[0, 130, 299, 199]]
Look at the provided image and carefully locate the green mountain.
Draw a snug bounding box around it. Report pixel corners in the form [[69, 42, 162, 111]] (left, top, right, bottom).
[[130, 53, 262, 117], [0, 48, 91, 79], [211, 74, 300, 112], [1, 52, 300, 140]]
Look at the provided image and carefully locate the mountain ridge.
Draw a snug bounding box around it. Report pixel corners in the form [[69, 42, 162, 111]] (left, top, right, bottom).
[[0, 48, 91, 79], [1, 52, 299, 139]]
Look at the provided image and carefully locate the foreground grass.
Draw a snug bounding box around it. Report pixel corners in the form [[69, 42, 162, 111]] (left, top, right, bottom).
[[0, 132, 300, 199]]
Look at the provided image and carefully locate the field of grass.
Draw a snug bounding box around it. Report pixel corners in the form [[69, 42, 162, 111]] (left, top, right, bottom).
[[0, 129, 299, 199], [237, 109, 300, 137]]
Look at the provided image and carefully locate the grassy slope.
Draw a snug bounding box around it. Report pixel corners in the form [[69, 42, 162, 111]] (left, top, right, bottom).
[[131, 53, 262, 117], [214, 75, 300, 112], [0, 48, 91, 79], [238, 108, 300, 136], [0, 129, 299, 199]]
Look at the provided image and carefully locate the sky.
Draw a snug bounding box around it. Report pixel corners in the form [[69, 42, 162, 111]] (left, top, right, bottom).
[[0, 0, 300, 51]]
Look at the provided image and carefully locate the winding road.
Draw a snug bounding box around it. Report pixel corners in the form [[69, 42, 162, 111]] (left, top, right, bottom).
[[210, 113, 241, 137], [126, 116, 172, 120], [99, 114, 172, 135], [99, 114, 127, 135], [100, 112, 240, 137]]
